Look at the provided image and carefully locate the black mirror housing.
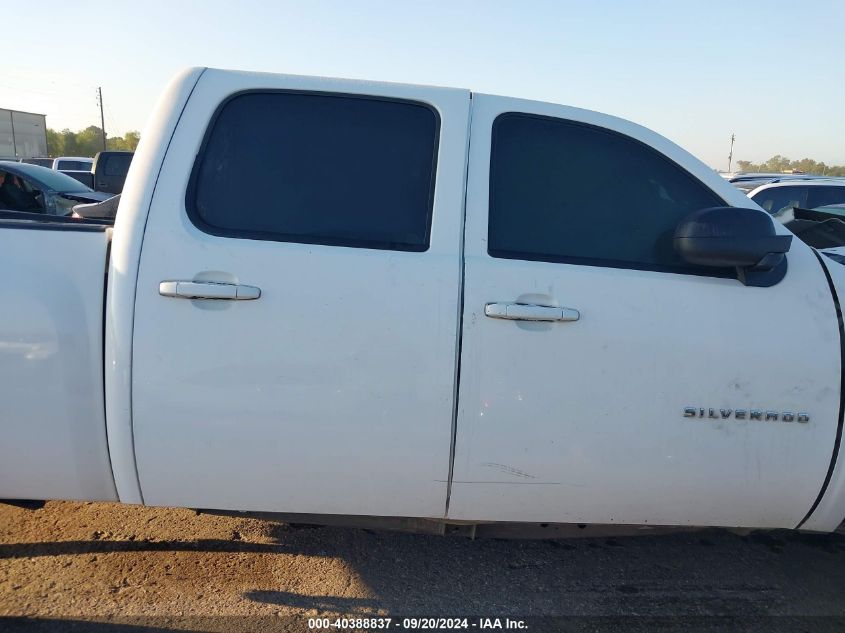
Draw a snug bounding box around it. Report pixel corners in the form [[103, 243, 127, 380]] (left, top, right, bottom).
[[674, 207, 792, 287]]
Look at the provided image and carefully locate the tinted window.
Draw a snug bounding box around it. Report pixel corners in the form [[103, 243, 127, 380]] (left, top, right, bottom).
[[0, 170, 42, 212], [488, 114, 724, 271], [21, 158, 53, 168], [103, 154, 132, 177], [11, 163, 93, 192], [189, 92, 439, 251], [56, 160, 92, 171], [752, 186, 808, 214], [808, 186, 845, 209]]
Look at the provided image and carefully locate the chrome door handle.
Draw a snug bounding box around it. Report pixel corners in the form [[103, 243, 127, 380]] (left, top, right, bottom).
[[485, 302, 580, 322], [159, 280, 261, 300]]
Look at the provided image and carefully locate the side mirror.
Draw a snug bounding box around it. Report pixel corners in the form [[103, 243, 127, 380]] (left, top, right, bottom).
[[674, 207, 792, 287]]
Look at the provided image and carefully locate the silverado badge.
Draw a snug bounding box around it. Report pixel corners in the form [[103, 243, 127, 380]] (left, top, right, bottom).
[[684, 407, 809, 423]]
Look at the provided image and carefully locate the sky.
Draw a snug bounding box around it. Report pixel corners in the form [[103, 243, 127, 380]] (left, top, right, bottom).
[[3, 0, 843, 169]]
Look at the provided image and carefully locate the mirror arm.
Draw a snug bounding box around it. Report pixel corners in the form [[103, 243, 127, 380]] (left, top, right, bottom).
[[737, 254, 788, 288], [748, 251, 786, 272]]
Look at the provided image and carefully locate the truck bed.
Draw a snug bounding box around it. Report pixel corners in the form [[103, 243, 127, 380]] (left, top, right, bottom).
[[0, 220, 117, 502]]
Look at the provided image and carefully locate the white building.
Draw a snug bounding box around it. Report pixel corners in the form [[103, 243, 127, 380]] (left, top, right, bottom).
[[0, 108, 48, 159]]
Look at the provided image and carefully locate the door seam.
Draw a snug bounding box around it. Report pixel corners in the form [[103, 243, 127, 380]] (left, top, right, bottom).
[[444, 92, 474, 518]]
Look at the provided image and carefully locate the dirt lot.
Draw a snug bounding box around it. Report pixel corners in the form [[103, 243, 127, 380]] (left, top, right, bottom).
[[1, 501, 845, 632]]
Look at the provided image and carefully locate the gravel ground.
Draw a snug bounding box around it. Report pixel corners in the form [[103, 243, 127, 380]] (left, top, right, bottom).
[[1, 501, 845, 632]]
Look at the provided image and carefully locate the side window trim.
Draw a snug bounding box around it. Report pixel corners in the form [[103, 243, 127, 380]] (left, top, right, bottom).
[[486, 111, 731, 278], [185, 89, 441, 253]]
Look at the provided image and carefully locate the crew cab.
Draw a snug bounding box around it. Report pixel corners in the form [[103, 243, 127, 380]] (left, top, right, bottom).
[[2, 67, 845, 536]]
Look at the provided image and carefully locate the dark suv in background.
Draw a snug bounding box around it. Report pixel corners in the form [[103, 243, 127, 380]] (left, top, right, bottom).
[[92, 151, 134, 194]]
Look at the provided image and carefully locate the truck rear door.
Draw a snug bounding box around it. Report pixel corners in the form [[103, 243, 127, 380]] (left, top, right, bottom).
[[132, 70, 470, 517], [449, 94, 841, 529]]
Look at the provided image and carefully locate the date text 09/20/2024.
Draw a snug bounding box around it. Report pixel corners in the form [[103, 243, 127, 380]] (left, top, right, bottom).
[[307, 617, 528, 630]]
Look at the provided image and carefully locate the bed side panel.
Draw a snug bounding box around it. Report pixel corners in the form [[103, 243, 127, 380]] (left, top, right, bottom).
[[0, 224, 116, 501]]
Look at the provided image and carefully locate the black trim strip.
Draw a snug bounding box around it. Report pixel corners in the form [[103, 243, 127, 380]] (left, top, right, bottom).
[[0, 218, 109, 232], [796, 250, 845, 529]]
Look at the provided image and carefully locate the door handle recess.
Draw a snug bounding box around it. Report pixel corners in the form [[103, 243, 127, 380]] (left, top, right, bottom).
[[159, 280, 261, 300], [485, 302, 579, 322]]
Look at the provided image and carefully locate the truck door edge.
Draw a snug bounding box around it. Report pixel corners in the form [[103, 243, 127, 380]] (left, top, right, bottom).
[[797, 251, 845, 531], [104, 67, 207, 504]]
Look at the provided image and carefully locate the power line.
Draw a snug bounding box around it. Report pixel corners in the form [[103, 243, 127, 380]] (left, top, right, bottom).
[[103, 102, 122, 137]]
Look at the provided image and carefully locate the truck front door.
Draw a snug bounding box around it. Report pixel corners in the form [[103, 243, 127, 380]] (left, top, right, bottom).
[[449, 95, 841, 529], [132, 71, 470, 517]]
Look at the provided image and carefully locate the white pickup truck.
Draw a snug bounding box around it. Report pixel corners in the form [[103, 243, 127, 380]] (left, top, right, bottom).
[[3, 67, 844, 536]]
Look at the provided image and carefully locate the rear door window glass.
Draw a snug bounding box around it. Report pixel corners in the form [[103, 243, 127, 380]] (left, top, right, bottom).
[[188, 92, 440, 252]]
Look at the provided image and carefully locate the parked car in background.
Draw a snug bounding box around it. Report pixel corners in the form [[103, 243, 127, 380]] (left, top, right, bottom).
[[730, 172, 793, 181], [19, 157, 54, 168], [749, 179, 845, 215], [92, 151, 134, 194], [52, 156, 94, 171], [729, 173, 831, 193], [771, 203, 845, 252], [0, 160, 111, 215], [53, 156, 95, 188]]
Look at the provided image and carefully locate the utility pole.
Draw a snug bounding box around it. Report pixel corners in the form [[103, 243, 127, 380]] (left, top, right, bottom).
[[727, 133, 735, 173], [97, 87, 107, 151]]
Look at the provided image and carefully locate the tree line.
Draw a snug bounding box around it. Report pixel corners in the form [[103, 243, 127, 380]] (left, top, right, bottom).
[[46, 126, 140, 158], [736, 155, 845, 177]]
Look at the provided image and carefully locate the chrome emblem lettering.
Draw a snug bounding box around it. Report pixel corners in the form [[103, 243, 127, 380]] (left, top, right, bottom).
[[685, 407, 810, 423]]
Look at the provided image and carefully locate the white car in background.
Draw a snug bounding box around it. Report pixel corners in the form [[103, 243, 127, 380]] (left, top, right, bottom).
[[755, 183, 845, 254], [727, 172, 831, 193], [52, 155, 94, 188], [748, 178, 845, 215]]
